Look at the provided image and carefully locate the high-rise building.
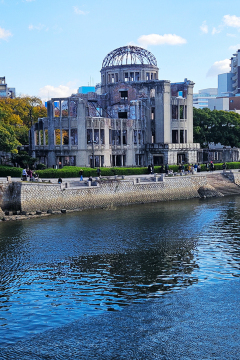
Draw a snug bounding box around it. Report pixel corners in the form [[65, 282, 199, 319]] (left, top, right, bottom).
[[0, 77, 15, 98], [193, 88, 217, 109]]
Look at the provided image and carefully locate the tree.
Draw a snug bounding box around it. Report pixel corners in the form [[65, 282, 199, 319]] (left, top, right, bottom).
[[0, 96, 47, 149], [193, 108, 240, 147], [0, 123, 20, 154]]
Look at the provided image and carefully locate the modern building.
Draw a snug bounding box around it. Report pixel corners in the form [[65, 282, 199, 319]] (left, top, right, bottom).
[[0, 77, 15, 98], [29, 45, 200, 168], [78, 86, 95, 94], [193, 88, 218, 109]]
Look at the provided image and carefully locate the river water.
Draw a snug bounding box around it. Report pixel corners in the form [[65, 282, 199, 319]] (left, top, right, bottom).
[[1, 196, 240, 358]]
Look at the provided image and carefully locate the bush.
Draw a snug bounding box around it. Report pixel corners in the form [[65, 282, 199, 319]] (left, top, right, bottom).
[[0, 165, 22, 177], [36, 163, 47, 170]]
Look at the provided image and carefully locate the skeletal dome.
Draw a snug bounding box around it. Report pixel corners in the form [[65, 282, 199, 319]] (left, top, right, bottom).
[[102, 45, 157, 68]]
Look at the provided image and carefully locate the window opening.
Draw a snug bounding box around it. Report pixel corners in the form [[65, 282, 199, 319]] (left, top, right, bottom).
[[122, 130, 127, 145], [55, 129, 61, 145], [44, 130, 48, 145], [180, 130, 184, 143], [172, 130, 178, 143], [62, 130, 69, 145], [71, 129, 78, 145], [118, 111, 127, 118], [120, 91, 128, 99], [100, 129, 105, 144], [180, 105, 184, 119], [172, 105, 178, 119]]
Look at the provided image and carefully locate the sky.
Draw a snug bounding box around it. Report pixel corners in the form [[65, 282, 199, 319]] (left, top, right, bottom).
[[1, 0, 240, 102]]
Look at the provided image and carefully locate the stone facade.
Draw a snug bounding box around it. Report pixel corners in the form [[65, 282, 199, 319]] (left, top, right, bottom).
[[29, 45, 200, 168]]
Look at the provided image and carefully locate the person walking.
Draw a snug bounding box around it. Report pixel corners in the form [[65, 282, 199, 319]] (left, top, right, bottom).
[[210, 161, 214, 172], [97, 167, 101, 178], [22, 168, 27, 181], [79, 169, 83, 181]]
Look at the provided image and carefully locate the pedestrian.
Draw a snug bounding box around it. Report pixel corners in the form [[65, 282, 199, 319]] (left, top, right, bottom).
[[22, 168, 27, 181], [151, 163, 154, 174], [58, 177, 62, 184], [27, 169, 33, 181], [165, 164, 169, 174], [197, 163, 201, 173], [79, 169, 83, 181], [194, 163, 198, 173], [206, 163, 210, 172], [97, 167, 101, 178], [148, 164, 151, 174], [210, 161, 214, 172]]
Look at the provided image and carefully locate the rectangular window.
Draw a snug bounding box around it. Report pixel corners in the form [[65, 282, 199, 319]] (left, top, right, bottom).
[[71, 128, 78, 145], [172, 105, 178, 119], [130, 72, 134, 81], [44, 129, 48, 145], [94, 129, 99, 144], [185, 105, 187, 119], [134, 130, 137, 144], [87, 129, 92, 143], [62, 129, 69, 145], [35, 131, 39, 145], [122, 130, 127, 145], [124, 73, 128, 82], [180, 105, 184, 119], [146, 72, 150, 80], [112, 130, 121, 145], [185, 130, 187, 143], [135, 72, 140, 81], [109, 129, 112, 145], [180, 130, 184, 143], [55, 129, 61, 145], [100, 129, 105, 144], [39, 130, 43, 145], [115, 73, 118, 82], [111, 74, 114, 83], [172, 130, 178, 144], [120, 90, 128, 99], [101, 155, 104, 167], [118, 111, 127, 118]]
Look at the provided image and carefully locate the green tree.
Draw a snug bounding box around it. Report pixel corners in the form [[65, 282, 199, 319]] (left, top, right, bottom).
[[0, 123, 20, 153], [193, 108, 240, 147]]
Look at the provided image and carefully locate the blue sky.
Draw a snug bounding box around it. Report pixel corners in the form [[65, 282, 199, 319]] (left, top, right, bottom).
[[1, 0, 240, 101]]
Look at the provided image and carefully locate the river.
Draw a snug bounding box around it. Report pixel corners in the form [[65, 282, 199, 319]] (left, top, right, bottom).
[[1, 196, 240, 359]]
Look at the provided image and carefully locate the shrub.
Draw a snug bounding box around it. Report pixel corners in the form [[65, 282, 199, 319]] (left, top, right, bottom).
[[0, 165, 22, 177]]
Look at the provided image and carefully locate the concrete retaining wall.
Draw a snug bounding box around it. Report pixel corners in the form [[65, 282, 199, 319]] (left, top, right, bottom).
[[0, 175, 208, 213]]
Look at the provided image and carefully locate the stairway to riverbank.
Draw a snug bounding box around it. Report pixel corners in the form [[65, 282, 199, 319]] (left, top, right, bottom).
[[206, 173, 240, 196]]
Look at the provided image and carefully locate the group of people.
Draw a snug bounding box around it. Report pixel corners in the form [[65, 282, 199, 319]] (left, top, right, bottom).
[[22, 168, 38, 181]]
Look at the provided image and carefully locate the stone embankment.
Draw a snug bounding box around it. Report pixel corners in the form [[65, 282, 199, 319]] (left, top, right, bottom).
[[1, 171, 240, 221]]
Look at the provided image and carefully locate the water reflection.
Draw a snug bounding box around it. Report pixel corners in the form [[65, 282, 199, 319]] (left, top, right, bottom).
[[1, 197, 240, 345]]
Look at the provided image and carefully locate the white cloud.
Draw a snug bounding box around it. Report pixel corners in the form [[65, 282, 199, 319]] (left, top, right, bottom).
[[212, 27, 221, 35], [229, 44, 240, 51], [206, 59, 231, 77], [73, 6, 88, 15], [0, 26, 12, 40], [227, 33, 237, 37], [223, 15, 240, 28], [38, 84, 78, 101], [200, 21, 208, 34], [29, 24, 48, 31], [138, 33, 187, 47]]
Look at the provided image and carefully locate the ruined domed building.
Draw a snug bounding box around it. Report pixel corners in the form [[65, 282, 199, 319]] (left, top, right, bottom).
[[29, 46, 200, 168]]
